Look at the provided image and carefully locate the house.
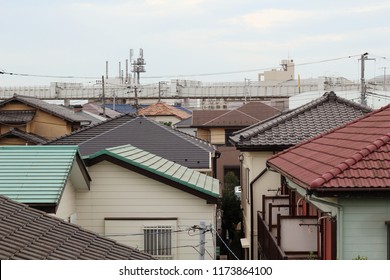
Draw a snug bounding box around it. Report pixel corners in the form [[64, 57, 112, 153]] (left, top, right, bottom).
[[81, 144, 220, 260], [192, 101, 280, 190], [0, 145, 91, 219], [265, 102, 390, 260], [173, 117, 196, 136], [0, 195, 154, 260], [229, 92, 372, 259], [0, 94, 91, 144], [81, 102, 122, 119], [138, 102, 192, 125], [47, 115, 219, 176]]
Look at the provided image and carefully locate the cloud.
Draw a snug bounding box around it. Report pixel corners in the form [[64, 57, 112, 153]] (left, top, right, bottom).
[[233, 9, 316, 30]]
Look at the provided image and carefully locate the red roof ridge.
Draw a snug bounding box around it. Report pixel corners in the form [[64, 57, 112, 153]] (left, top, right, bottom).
[[310, 133, 390, 188]]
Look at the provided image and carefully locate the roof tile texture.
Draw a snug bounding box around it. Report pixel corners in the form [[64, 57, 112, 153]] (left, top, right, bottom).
[[47, 115, 216, 169], [267, 103, 390, 191], [0, 195, 154, 260], [138, 102, 191, 120], [231, 92, 372, 148], [192, 102, 280, 127]]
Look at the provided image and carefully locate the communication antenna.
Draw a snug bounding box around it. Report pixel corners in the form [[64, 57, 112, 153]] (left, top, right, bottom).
[[132, 48, 146, 85]]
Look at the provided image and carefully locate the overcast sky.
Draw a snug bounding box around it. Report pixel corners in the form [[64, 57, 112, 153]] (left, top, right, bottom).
[[1, 0, 390, 86]]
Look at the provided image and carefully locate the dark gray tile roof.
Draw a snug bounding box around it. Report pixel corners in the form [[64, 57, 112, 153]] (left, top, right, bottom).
[[0, 195, 154, 260], [0, 110, 36, 124], [47, 114, 136, 145], [174, 116, 192, 128], [46, 115, 217, 169], [0, 128, 48, 144], [230, 92, 373, 150], [0, 95, 90, 123]]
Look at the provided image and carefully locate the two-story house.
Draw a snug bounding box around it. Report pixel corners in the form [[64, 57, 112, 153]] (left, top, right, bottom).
[[229, 92, 372, 259]]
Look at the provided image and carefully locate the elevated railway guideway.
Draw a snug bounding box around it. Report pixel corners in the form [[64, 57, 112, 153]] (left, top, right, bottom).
[[0, 79, 358, 102]]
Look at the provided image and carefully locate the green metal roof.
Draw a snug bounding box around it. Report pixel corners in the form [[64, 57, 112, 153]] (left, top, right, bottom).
[[0, 146, 82, 204], [86, 144, 220, 199]]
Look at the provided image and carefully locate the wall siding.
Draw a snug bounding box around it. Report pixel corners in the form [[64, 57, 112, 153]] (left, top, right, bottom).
[[241, 151, 279, 259], [340, 197, 390, 260], [55, 180, 77, 222], [76, 161, 216, 260]]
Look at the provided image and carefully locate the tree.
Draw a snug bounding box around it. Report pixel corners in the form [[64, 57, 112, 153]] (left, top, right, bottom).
[[221, 171, 241, 240]]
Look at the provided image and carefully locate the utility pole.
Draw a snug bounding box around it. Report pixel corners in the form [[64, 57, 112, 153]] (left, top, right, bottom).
[[101, 75, 106, 118], [199, 221, 206, 260], [158, 81, 166, 102], [134, 86, 139, 109], [359, 52, 375, 106], [380, 67, 388, 91]]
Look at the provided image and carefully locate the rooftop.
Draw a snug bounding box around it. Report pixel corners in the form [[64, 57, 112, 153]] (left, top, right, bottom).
[[0, 94, 90, 123], [85, 144, 220, 203], [47, 115, 217, 169], [192, 101, 280, 127], [0, 146, 90, 206], [231, 92, 372, 150], [267, 102, 390, 193], [0, 195, 154, 260]]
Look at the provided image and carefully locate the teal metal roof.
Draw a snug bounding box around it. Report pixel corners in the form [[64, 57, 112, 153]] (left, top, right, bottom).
[[86, 144, 220, 199], [0, 146, 82, 204]]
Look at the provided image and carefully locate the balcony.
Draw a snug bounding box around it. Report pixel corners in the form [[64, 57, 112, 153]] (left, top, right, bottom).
[[257, 195, 318, 260]]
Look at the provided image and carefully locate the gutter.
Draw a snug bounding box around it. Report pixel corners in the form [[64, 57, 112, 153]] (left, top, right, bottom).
[[307, 195, 343, 260], [249, 167, 268, 260]]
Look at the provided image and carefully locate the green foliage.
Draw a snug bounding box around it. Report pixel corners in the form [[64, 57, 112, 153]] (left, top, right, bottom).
[[161, 121, 172, 127], [353, 255, 368, 260], [221, 171, 241, 239]]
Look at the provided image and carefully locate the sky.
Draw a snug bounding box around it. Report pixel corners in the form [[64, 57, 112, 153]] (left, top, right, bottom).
[[1, 0, 390, 86]]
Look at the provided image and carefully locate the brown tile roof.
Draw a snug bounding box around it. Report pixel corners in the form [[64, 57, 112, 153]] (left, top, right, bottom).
[[231, 92, 373, 150], [138, 102, 191, 120], [192, 102, 280, 127], [0, 195, 154, 260], [0, 95, 90, 123], [0, 110, 36, 124], [267, 102, 390, 193]]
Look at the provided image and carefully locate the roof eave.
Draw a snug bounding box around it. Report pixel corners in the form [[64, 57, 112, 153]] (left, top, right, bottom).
[[84, 152, 218, 204]]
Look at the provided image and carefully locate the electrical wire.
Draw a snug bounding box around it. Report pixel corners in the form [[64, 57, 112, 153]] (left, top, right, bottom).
[[0, 54, 362, 81], [211, 227, 239, 260]]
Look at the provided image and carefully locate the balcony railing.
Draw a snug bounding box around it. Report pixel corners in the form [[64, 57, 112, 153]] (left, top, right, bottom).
[[257, 211, 287, 260]]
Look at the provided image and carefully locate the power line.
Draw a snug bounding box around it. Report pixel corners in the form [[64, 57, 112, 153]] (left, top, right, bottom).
[[211, 227, 239, 260], [0, 54, 362, 81]]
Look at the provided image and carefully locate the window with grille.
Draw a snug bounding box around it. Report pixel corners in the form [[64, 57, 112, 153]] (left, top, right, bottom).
[[144, 226, 173, 259]]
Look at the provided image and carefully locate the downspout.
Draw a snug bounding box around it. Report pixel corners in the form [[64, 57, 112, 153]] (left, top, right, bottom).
[[249, 167, 268, 260], [307, 195, 344, 260]]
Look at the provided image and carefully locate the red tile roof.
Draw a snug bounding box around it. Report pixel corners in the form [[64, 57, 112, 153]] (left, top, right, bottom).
[[138, 102, 191, 120], [267, 103, 390, 193]]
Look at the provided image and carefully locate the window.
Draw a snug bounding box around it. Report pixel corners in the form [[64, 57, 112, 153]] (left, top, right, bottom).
[[144, 225, 173, 259]]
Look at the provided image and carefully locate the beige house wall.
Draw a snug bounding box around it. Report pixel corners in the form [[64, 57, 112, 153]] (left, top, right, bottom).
[[210, 128, 225, 145], [196, 128, 210, 142], [76, 161, 216, 260], [55, 181, 77, 222], [240, 151, 281, 259]]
